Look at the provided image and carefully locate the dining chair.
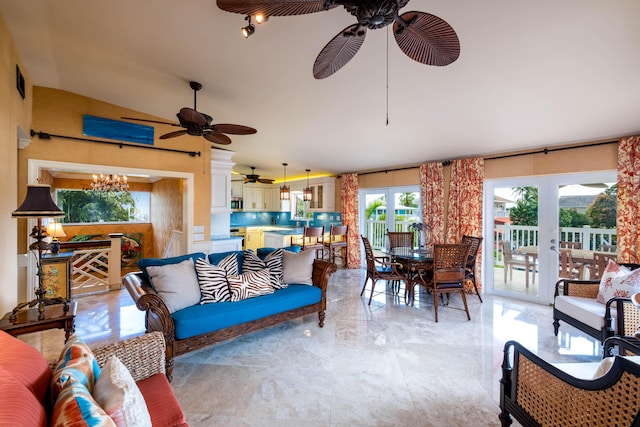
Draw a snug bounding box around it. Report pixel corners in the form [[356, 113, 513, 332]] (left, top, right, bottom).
[[387, 230, 414, 250], [461, 235, 483, 303], [559, 248, 586, 279], [291, 226, 325, 259], [560, 241, 582, 249], [601, 244, 617, 253], [501, 240, 535, 286], [360, 235, 408, 305], [324, 225, 348, 265], [413, 243, 471, 322]]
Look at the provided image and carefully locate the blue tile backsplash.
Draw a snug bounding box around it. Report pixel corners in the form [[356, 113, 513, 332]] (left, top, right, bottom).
[[227, 211, 342, 228]]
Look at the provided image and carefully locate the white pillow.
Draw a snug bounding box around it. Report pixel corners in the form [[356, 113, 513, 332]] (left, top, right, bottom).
[[93, 355, 152, 427], [592, 357, 615, 379], [596, 260, 640, 304], [283, 249, 315, 285], [146, 258, 201, 313]]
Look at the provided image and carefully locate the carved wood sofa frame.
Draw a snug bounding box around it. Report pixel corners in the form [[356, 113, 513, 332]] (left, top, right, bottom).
[[123, 259, 336, 380]]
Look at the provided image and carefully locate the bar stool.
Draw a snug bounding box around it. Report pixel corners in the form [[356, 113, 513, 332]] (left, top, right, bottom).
[[291, 226, 325, 259], [324, 225, 348, 265]]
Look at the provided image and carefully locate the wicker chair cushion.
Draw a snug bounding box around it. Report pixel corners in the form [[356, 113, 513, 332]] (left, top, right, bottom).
[[171, 284, 321, 340], [136, 374, 188, 427], [597, 260, 640, 304], [94, 355, 152, 427], [0, 367, 48, 427], [555, 295, 617, 331], [0, 330, 51, 399]]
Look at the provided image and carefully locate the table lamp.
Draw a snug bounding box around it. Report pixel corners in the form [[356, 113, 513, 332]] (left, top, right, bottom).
[[11, 184, 66, 320], [46, 220, 66, 255]]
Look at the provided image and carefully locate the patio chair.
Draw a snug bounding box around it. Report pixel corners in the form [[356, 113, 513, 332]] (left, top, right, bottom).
[[560, 241, 582, 249], [461, 235, 483, 303], [360, 235, 408, 305], [601, 244, 617, 252], [589, 251, 618, 280], [501, 240, 535, 286]]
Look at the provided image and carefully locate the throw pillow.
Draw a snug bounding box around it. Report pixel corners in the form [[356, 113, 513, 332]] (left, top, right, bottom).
[[283, 249, 315, 285], [51, 334, 102, 402], [137, 252, 206, 284], [596, 260, 640, 304], [93, 355, 152, 427], [145, 258, 201, 313], [227, 268, 274, 301], [195, 258, 232, 303], [212, 252, 239, 276], [51, 380, 116, 427], [243, 249, 286, 289]]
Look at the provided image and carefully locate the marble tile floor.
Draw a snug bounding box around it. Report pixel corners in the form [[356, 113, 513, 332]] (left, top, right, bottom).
[[18, 267, 605, 426]]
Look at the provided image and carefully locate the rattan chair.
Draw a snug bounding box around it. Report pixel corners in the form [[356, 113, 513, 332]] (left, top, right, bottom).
[[553, 263, 640, 343], [360, 235, 408, 305], [413, 243, 471, 322], [324, 225, 348, 265], [500, 339, 640, 427], [387, 230, 414, 250], [461, 235, 483, 303]]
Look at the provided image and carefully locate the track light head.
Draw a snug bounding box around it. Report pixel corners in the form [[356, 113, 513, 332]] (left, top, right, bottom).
[[242, 15, 255, 38]]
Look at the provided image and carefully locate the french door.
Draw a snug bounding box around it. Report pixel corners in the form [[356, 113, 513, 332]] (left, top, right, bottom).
[[484, 171, 616, 305]]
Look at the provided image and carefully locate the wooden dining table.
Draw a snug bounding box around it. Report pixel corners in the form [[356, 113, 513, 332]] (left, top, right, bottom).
[[515, 246, 602, 280], [383, 247, 434, 305]]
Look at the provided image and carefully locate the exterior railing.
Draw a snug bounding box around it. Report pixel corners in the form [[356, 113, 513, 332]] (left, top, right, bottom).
[[364, 219, 419, 250]]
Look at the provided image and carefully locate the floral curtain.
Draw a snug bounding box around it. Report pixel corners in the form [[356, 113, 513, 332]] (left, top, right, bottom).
[[341, 173, 361, 268], [419, 163, 445, 246], [446, 157, 484, 293], [617, 136, 640, 264]]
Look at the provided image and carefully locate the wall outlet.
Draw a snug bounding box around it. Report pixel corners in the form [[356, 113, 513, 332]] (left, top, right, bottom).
[[193, 225, 204, 233], [252, 214, 257, 219], [194, 233, 204, 241]]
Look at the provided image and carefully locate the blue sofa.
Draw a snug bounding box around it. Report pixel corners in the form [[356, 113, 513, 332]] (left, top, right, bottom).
[[123, 249, 336, 379]]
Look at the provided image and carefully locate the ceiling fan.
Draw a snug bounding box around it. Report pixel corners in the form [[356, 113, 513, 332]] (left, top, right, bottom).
[[122, 81, 257, 145], [216, 0, 460, 79], [243, 166, 275, 184]]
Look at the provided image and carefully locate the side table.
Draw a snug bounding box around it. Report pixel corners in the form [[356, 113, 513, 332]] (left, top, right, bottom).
[[0, 302, 77, 342]]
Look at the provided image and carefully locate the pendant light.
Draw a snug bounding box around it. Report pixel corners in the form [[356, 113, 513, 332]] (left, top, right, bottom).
[[280, 163, 290, 201], [303, 169, 312, 202]]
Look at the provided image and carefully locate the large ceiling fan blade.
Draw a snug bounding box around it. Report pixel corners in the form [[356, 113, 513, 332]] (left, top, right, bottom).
[[258, 178, 275, 184], [393, 11, 460, 66], [204, 131, 233, 145], [313, 24, 367, 79], [160, 130, 189, 139], [213, 124, 257, 135], [178, 108, 207, 126], [121, 117, 181, 126], [217, 0, 337, 16]]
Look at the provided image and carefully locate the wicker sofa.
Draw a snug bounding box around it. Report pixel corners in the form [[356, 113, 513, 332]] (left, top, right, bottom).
[[0, 330, 186, 427], [499, 339, 640, 427], [123, 249, 336, 379]]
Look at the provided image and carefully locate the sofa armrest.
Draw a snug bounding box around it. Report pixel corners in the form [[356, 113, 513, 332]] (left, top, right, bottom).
[[554, 278, 600, 299], [91, 332, 166, 383]]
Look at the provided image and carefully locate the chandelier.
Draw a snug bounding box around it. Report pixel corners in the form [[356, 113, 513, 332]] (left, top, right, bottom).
[[91, 173, 129, 192]]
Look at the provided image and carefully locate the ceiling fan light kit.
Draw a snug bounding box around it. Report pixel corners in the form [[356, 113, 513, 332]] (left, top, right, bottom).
[[122, 81, 256, 145], [217, 0, 460, 79]]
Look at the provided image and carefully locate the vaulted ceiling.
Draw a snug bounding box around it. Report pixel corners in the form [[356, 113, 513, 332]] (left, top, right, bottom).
[[2, 0, 639, 180]]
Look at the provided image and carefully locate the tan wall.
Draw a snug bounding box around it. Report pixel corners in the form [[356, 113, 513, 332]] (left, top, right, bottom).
[[17, 86, 211, 253], [1, 14, 32, 313]]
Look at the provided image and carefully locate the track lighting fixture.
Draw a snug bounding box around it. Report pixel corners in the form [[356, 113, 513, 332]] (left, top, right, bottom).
[[242, 15, 255, 38], [255, 14, 269, 24]]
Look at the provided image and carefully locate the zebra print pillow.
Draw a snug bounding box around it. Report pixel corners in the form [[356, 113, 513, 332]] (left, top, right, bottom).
[[227, 268, 274, 302], [195, 258, 231, 303], [214, 253, 239, 276], [243, 249, 286, 289]]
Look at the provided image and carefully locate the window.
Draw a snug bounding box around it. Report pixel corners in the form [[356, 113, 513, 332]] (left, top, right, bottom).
[[56, 190, 150, 223]]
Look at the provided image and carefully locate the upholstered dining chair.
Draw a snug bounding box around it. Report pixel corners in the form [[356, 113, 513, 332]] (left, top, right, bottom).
[[360, 235, 408, 305], [324, 225, 348, 265], [292, 226, 325, 259], [461, 235, 483, 303], [413, 243, 471, 322]]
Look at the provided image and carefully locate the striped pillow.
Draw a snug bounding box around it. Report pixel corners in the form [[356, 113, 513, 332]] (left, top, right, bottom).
[[243, 249, 286, 289], [227, 268, 274, 301], [214, 253, 239, 276], [195, 258, 231, 303]]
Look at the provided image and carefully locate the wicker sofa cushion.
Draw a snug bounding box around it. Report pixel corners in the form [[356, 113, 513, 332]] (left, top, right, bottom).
[[555, 295, 617, 332], [136, 374, 188, 427], [171, 284, 322, 339]]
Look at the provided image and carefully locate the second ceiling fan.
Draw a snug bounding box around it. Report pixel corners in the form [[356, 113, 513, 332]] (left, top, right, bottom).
[[216, 0, 461, 79], [122, 81, 257, 145]]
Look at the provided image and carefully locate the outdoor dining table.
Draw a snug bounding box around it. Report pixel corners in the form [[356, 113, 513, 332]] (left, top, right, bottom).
[[383, 247, 434, 305], [515, 246, 601, 280]]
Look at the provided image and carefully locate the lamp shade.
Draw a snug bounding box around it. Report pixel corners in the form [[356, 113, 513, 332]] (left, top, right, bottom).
[[46, 222, 66, 238], [12, 184, 64, 218]]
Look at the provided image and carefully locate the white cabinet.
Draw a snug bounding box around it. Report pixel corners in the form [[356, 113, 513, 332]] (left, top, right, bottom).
[[265, 187, 282, 211], [243, 184, 282, 211], [210, 150, 234, 214], [210, 238, 242, 253], [308, 178, 335, 211], [231, 180, 243, 198]]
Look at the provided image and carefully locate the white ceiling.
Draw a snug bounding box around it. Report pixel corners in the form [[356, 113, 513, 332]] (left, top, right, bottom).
[[2, 0, 639, 180]]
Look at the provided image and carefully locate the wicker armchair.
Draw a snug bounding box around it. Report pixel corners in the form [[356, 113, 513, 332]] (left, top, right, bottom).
[[500, 340, 640, 427], [553, 263, 640, 343]]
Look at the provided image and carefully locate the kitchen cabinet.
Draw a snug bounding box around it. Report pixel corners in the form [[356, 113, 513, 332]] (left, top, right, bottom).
[[210, 151, 234, 214], [245, 227, 263, 251], [230, 180, 243, 198], [243, 184, 282, 211], [303, 177, 336, 212]]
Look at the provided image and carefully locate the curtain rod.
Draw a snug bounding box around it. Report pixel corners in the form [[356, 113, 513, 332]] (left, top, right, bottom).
[[30, 130, 201, 157], [345, 139, 618, 177]]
